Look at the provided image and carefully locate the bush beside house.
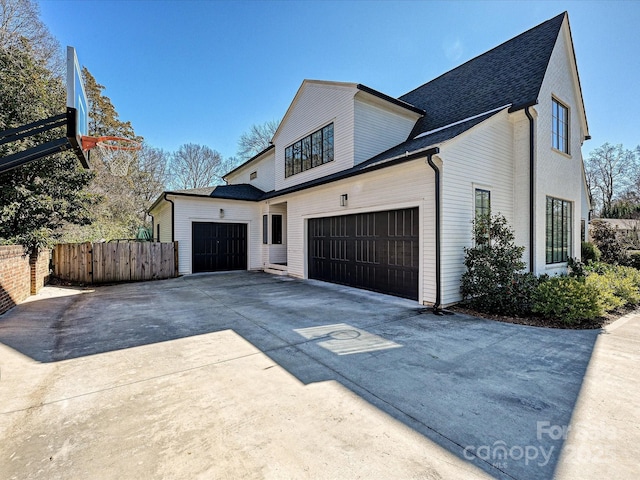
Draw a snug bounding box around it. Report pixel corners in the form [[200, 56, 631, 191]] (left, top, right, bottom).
[[461, 215, 640, 326]]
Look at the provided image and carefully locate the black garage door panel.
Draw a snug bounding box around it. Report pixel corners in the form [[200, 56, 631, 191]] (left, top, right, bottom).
[[308, 208, 419, 300], [192, 222, 247, 273]]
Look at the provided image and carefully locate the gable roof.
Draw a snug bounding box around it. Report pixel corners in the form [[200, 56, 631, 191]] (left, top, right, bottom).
[[149, 184, 266, 211], [222, 144, 275, 181], [400, 12, 566, 138], [262, 109, 502, 200]]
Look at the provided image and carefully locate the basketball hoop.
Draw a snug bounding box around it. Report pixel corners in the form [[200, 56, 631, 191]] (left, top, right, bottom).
[[81, 136, 141, 176]]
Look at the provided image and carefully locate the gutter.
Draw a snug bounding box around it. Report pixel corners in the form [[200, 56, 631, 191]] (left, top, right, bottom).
[[164, 193, 175, 242], [525, 106, 535, 272], [425, 148, 442, 312]]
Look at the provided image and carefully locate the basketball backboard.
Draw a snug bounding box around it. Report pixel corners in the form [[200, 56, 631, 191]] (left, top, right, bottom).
[[66, 46, 89, 164]]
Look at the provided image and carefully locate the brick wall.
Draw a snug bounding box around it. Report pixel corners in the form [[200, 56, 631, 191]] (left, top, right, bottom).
[[0, 246, 30, 315], [30, 249, 50, 295], [0, 246, 50, 315]]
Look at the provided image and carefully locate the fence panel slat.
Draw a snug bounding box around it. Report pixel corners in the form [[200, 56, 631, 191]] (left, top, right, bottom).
[[53, 242, 177, 284]]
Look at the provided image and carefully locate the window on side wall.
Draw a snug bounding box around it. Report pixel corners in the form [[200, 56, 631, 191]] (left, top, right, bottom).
[[474, 188, 491, 246], [284, 123, 334, 178], [475, 189, 491, 218], [272, 215, 283, 245], [552, 98, 569, 154], [546, 196, 572, 264], [262, 215, 268, 244]]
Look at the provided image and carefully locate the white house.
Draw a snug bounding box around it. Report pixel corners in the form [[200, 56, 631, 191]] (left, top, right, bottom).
[[150, 12, 591, 307]]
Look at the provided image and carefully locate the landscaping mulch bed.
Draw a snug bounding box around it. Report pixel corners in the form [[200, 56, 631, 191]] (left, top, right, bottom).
[[448, 305, 639, 330]]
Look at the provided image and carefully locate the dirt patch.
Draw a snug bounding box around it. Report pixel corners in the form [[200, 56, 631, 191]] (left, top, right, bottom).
[[448, 305, 639, 330]]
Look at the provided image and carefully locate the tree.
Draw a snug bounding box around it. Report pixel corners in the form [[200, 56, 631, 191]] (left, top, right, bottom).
[[82, 67, 136, 139], [58, 68, 169, 242], [236, 119, 279, 161], [0, 0, 63, 73], [585, 143, 638, 216], [0, 43, 94, 252], [169, 143, 227, 190]]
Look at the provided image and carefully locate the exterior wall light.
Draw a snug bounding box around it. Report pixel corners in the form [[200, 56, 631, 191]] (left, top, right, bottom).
[[219, 208, 225, 218], [340, 194, 348, 207]]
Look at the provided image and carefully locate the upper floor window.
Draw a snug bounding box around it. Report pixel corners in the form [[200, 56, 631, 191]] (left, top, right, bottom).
[[552, 98, 569, 154], [285, 123, 334, 177]]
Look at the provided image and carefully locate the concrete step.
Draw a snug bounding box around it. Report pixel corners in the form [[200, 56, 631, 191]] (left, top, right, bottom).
[[264, 267, 288, 276]]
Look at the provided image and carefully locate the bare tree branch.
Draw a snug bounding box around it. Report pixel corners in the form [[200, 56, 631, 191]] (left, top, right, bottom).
[[169, 143, 225, 189], [237, 119, 279, 161]]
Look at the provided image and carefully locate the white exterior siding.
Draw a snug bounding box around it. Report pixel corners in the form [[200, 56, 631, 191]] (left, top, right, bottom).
[[225, 150, 275, 192], [273, 82, 357, 191], [353, 96, 420, 165], [511, 110, 532, 263], [169, 195, 261, 275], [534, 20, 587, 276], [267, 202, 287, 264], [274, 160, 436, 304], [153, 202, 173, 243], [439, 110, 515, 306]]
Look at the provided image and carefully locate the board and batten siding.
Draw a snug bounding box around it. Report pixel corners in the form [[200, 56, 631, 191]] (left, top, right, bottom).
[[273, 82, 356, 192], [225, 150, 275, 193], [534, 19, 587, 276], [353, 97, 419, 165], [275, 159, 437, 305], [170, 195, 262, 275], [439, 109, 515, 306]]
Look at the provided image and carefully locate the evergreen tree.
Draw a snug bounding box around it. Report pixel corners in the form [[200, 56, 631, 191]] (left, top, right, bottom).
[[0, 43, 94, 252]]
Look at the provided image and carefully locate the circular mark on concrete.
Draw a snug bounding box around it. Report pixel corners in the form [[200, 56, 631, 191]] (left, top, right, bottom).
[[328, 329, 361, 340]]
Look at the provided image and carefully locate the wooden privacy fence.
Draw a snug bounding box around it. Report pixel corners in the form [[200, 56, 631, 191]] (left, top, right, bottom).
[[53, 242, 178, 284]]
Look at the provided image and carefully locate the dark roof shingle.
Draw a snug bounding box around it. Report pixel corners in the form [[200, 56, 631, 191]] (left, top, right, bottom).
[[399, 12, 565, 138]]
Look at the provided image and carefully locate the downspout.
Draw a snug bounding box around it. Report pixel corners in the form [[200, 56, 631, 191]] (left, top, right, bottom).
[[164, 193, 175, 242], [525, 106, 535, 273], [426, 149, 442, 312]]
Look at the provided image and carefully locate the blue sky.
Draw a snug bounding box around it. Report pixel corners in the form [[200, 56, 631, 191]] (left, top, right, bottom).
[[39, 0, 639, 160]]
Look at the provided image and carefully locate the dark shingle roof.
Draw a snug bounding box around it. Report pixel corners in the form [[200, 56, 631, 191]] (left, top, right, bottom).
[[210, 184, 266, 201], [161, 184, 266, 202], [400, 12, 565, 138]]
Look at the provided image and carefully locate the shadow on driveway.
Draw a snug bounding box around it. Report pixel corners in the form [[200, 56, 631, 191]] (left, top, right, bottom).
[[0, 271, 600, 479]]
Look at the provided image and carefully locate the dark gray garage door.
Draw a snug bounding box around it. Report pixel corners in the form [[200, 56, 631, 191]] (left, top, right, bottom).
[[192, 222, 247, 273], [308, 207, 419, 300]]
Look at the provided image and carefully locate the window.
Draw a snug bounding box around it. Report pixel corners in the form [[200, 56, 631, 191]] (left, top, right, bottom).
[[272, 215, 283, 244], [546, 196, 572, 264], [262, 215, 268, 244], [285, 123, 334, 177], [250, 171, 257, 180], [552, 98, 569, 154], [475, 189, 491, 218]]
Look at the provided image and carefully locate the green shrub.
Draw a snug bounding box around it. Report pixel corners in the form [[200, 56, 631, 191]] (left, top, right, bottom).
[[461, 214, 528, 315], [623, 251, 640, 270], [585, 272, 626, 312], [533, 277, 603, 324], [590, 220, 627, 264], [581, 242, 601, 263]]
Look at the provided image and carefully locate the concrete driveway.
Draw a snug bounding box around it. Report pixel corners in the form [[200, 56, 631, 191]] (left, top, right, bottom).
[[0, 272, 637, 479]]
